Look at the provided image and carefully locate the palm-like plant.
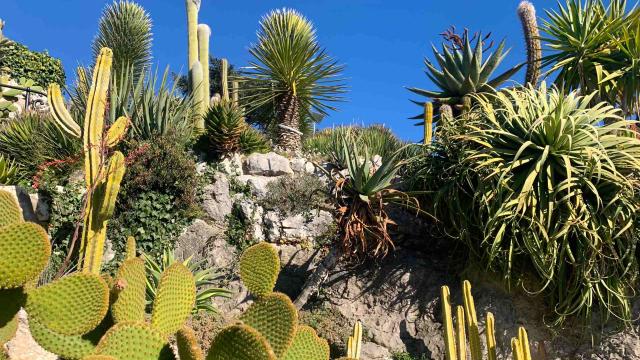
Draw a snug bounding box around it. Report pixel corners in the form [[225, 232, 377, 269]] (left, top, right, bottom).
[[92, 0, 153, 79], [331, 133, 418, 258], [465, 82, 640, 324], [541, 0, 635, 95], [244, 8, 346, 152], [408, 29, 522, 118], [145, 249, 231, 315]]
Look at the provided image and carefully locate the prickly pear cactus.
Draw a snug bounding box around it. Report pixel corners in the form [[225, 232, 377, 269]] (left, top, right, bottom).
[[239, 242, 280, 297]]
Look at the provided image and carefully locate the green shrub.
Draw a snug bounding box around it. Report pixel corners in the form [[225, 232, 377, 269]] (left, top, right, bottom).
[[225, 204, 257, 251], [259, 173, 329, 217], [120, 135, 199, 214], [0, 42, 65, 87]]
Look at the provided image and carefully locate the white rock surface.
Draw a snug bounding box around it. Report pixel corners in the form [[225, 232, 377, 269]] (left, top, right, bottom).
[[243, 152, 293, 176], [0, 185, 49, 223]]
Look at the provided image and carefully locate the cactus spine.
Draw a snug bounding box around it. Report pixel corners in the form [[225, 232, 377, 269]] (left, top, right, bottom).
[[441, 281, 533, 360], [221, 58, 230, 101], [198, 24, 211, 108], [518, 1, 541, 86], [423, 102, 433, 144]]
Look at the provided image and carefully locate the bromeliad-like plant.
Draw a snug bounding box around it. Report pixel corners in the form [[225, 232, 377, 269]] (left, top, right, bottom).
[[144, 249, 231, 315], [244, 8, 346, 152], [408, 28, 522, 117], [465, 82, 640, 324], [331, 133, 418, 258]]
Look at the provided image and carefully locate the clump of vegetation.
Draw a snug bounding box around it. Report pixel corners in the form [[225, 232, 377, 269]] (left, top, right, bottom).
[[0, 37, 65, 87], [225, 203, 258, 251], [260, 173, 329, 217]]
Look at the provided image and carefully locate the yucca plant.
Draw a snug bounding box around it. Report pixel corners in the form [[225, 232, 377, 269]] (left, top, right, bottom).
[[204, 99, 246, 155], [465, 82, 640, 325], [408, 29, 522, 118], [541, 0, 636, 96], [144, 249, 231, 314], [331, 133, 418, 258], [0, 154, 17, 184], [244, 8, 346, 152], [92, 0, 153, 79]]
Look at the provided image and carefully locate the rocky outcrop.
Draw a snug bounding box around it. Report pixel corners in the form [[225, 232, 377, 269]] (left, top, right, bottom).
[[201, 172, 233, 223], [243, 152, 294, 176], [0, 185, 49, 224], [4, 310, 56, 360]]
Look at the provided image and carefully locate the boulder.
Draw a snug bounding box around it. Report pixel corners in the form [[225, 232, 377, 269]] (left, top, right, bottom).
[[218, 153, 243, 177], [236, 175, 281, 198], [174, 220, 236, 270], [274, 244, 324, 299], [243, 152, 293, 176], [237, 199, 265, 242], [279, 210, 334, 242], [361, 342, 393, 360], [0, 185, 49, 224], [201, 172, 233, 223], [290, 158, 316, 174]]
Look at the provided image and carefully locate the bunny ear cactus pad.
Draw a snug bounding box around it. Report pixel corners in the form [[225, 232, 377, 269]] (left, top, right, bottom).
[[239, 242, 280, 297], [29, 318, 100, 360], [239, 292, 297, 358], [0, 222, 50, 289], [176, 326, 205, 360], [26, 273, 109, 335], [111, 258, 146, 324], [82, 356, 119, 360], [206, 324, 276, 360], [0, 190, 21, 227], [94, 322, 170, 360], [281, 325, 331, 360], [0, 288, 25, 344], [151, 262, 196, 337]]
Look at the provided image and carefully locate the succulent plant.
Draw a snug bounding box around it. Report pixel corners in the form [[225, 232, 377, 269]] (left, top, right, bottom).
[[204, 100, 246, 155]]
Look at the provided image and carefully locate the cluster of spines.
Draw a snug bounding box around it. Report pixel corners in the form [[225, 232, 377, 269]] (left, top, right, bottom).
[[441, 280, 533, 360]]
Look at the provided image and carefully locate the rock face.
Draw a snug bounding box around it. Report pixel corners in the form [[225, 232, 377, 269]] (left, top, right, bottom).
[[0, 185, 49, 223], [174, 219, 236, 270], [201, 172, 233, 223], [4, 310, 56, 360], [243, 152, 293, 176]]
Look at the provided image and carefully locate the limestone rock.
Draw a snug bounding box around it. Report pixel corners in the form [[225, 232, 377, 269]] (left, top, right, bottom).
[[0, 186, 49, 224], [4, 310, 57, 360], [201, 172, 233, 223], [237, 199, 265, 241], [174, 219, 235, 270], [236, 175, 281, 198], [243, 152, 293, 176], [218, 153, 243, 176], [290, 158, 315, 174], [274, 244, 323, 299], [361, 342, 393, 360], [279, 210, 334, 242]]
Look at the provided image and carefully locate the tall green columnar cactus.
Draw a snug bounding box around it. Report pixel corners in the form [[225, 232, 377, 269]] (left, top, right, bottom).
[[191, 60, 206, 129], [518, 1, 541, 86], [221, 58, 229, 101], [198, 24, 211, 107], [186, 0, 200, 72], [79, 48, 128, 274], [424, 102, 433, 144]]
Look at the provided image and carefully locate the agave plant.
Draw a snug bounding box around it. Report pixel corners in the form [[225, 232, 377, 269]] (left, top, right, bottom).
[[244, 8, 346, 151], [204, 100, 246, 155], [465, 82, 640, 324], [0, 154, 17, 184], [408, 29, 522, 117], [541, 0, 636, 96], [331, 133, 418, 258], [145, 249, 231, 314], [239, 126, 270, 154]]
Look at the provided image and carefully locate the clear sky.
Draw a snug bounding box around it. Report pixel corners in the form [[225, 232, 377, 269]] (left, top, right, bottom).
[[2, 0, 559, 141]]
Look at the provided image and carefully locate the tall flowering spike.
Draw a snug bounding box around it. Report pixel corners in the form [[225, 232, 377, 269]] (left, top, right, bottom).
[[518, 1, 541, 86]]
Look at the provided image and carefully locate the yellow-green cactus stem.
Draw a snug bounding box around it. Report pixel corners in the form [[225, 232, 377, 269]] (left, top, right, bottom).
[[462, 280, 481, 360], [206, 324, 276, 360], [486, 312, 497, 360], [26, 273, 109, 336], [239, 242, 280, 297], [186, 0, 200, 73], [80, 47, 113, 274], [512, 337, 525, 360], [176, 326, 205, 360], [281, 325, 330, 360], [198, 24, 211, 108], [95, 322, 171, 360], [518, 327, 532, 360], [105, 116, 130, 148], [424, 102, 433, 144], [0, 222, 50, 289], [29, 318, 100, 360], [47, 84, 81, 138], [347, 320, 362, 359], [0, 190, 21, 227], [125, 236, 136, 260], [111, 258, 146, 324], [232, 81, 239, 106], [221, 58, 229, 101], [82, 356, 118, 360], [239, 292, 297, 358], [191, 60, 205, 130], [150, 263, 196, 337], [455, 305, 466, 360], [440, 286, 457, 360]]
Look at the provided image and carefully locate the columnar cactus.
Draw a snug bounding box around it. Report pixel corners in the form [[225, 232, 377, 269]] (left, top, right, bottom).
[[198, 24, 211, 107], [423, 102, 433, 144], [186, 0, 200, 72], [441, 281, 533, 360], [517, 1, 541, 86], [346, 321, 362, 359], [221, 58, 229, 102]]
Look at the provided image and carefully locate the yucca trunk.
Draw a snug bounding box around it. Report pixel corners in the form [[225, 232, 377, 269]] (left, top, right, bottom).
[[276, 91, 301, 151]]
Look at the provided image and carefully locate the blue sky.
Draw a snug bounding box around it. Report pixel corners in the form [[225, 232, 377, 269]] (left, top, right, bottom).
[[3, 0, 559, 141]]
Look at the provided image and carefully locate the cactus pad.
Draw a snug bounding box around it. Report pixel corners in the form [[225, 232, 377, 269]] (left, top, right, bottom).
[[281, 325, 330, 360], [0, 190, 21, 227], [82, 356, 118, 360], [0, 222, 50, 289], [95, 322, 171, 360], [111, 258, 146, 324], [239, 292, 297, 358], [239, 242, 280, 297], [26, 273, 109, 335], [151, 263, 196, 336], [176, 326, 205, 360], [0, 288, 25, 344], [206, 324, 276, 360], [29, 318, 99, 360]]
